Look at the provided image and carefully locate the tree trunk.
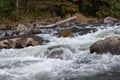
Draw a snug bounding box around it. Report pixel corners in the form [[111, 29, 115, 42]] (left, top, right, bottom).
[[16, 0, 19, 18], [39, 16, 77, 28], [26, 0, 30, 14]]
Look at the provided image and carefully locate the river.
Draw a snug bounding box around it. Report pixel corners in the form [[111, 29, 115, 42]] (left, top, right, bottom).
[[0, 23, 120, 80]]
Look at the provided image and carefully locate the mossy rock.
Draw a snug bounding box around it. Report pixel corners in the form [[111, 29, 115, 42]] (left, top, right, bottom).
[[59, 29, 73, 37]]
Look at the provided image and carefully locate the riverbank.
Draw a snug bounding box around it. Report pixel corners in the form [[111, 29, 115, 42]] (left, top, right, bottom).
[[0, 13, 102, 30], [0, 13, 119, 30]]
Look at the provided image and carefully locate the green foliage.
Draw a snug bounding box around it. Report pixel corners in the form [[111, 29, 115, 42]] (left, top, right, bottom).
[[0, 0, 120, 22], [60, 0, 79, 16], [96, 0, 120, 17], [0, 0, 10, 20]]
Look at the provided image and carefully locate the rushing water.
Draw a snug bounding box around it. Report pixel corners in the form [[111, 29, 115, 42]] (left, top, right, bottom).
[[1, 23, 120, 80]]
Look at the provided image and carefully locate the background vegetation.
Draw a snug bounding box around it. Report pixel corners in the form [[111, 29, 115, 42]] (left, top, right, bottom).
[[0, 0, 120, 23]]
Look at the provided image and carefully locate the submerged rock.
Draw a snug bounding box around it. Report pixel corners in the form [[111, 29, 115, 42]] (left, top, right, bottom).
[[47, 48, 64, 59], [45, 47, 73, 60], [0, 36, 42, 49], [90, 36, 120, 54]]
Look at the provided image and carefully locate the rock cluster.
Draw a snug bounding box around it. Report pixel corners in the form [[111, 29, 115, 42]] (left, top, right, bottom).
[[16, 22, 40, 36], [4, 21, 41, 36], [0, 36, 41, 49]]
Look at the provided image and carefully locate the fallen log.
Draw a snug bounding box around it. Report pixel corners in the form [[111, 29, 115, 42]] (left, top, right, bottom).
[[39, 16, 77, 28]]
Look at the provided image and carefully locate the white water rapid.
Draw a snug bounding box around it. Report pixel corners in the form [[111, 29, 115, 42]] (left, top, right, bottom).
[[0, 23, 120, 80]]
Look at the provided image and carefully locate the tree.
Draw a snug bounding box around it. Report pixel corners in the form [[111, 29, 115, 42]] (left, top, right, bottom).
[[0, 0, 11, 20], [96, 0, 120, 17]]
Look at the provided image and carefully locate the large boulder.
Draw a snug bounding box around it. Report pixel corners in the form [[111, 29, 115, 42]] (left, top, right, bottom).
[[0, 36, 41, 49], [90, 36, 120, 54]]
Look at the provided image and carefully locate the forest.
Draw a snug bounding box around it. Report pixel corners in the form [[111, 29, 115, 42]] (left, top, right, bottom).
[[0, 0, 120, 23]]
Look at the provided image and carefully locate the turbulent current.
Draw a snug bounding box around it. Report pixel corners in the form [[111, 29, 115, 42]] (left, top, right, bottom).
[[1, 23, 120, 80]]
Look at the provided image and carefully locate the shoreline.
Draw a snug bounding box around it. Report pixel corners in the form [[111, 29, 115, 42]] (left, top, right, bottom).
[[0, 13, 102, 29], [0, 13, 119, 30]]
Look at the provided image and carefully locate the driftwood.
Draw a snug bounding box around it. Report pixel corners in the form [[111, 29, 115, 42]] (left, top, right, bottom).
[[39, 16, 77, 28]]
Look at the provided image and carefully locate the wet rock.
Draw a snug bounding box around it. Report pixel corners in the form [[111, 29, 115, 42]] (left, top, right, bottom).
[[104, 17, 118, 23], [16, 24, 27, 35], [15, 36, 42, 48], [45, 47, 73, 60], [0, 39, 17, 49], [5, 30, 14, 36], [59, 29, 73, 37], [90, 36, 120, 54], [75, 23, 89, 27], [0, 36, 41, 49], [47, 45, 61, 50], [41, 39, 50, 45], [16, 22, 41, 35], [0, 40, 10, 49], [31, 23, 41, 34], [47, 48, 64, 59], [15, 38, 27, 48], [16, 23, 32, 35], [71, 27, 96, 34], [8, 39, 16, 48], [90, 40, 108, 54], [71, 27, 81, 32]]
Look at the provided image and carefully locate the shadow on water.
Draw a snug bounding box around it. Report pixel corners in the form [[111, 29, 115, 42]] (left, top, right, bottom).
[[57, 72, 120, 80]]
